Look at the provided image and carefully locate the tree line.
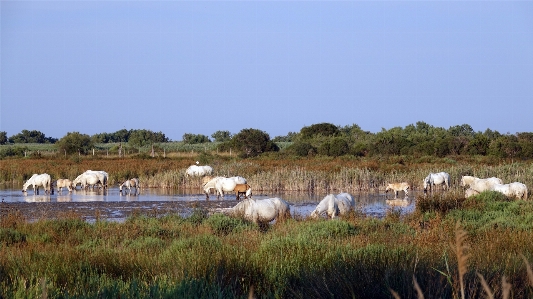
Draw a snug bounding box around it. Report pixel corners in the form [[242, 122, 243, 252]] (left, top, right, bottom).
[[1, 122, 532, 159]]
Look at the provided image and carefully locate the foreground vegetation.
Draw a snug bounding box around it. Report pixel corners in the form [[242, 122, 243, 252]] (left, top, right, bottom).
[[1, 191, 533, 298]]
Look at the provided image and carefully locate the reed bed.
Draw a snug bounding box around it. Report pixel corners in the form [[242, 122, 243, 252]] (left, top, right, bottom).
[[2, 157, 533, 194]]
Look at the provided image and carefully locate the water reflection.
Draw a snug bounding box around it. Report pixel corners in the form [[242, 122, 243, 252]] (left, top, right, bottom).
[[385, 197, 411, 207], [24, 194, 51, 202], [1, 187, 420, 218]]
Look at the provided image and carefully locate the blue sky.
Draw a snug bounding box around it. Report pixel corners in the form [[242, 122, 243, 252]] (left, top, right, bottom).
[[1, 1, 532, 141]]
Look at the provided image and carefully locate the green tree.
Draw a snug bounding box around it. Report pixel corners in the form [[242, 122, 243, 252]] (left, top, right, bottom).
[[328, 137, 349, 157], [300, 123, 340, 139], [288, 141, 316, 157], [129, 130, 168, 147], [448, 124, 475, 138], [0, 131, 7, 145], [517, 132, 533, 158], [56, 132, 94, 155], [114, 129, 131, 143], [231, 128, 278, 158], [211, 130, 232, 142], [9, 130, 54, 143], [183, 133, 210, 144], [467, 133, 489, 155], [272, 132, 297, 142], [91, 132, 113, 143]]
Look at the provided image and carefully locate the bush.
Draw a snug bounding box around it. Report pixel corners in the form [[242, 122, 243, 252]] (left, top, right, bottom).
[[288, 142, 316, 157], [56, 132, 94, 155], [299, 123, 339, 139], [205, 213, 254, 235], [231, 128, 279, 158]]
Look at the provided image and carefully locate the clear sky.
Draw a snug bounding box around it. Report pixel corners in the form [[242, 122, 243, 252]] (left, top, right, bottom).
[[1, 1, 532, 141]]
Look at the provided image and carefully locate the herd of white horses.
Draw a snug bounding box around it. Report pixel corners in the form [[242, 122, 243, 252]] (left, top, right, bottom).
[[21, 165, 529, 225], [22, 170, 140, 195], [385, 171, 528, 200]]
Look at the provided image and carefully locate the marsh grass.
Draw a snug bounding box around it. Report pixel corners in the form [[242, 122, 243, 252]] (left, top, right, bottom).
[[2, 156, 532, 193]]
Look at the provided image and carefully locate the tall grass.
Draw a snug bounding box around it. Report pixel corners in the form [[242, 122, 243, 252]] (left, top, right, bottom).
[[2, 156, 533, 194]]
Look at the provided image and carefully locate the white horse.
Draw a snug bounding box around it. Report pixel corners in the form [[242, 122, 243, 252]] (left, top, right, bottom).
[[120, 178, 140, 194], [186, 165, 213, 177], [461, 176, 503, 193], [223, 197, 291, 224], [465, 188, 480, 198], [385, 182, 409, 198], [423, 172, 451, 192], [203, 176, 247, 199], [310, 193, 355, 219], [22, 173, 52, 194], [84, 170, 108, 189], [54, 178, 72, 193], [491, 182, 528, 200], [72, 173, 103, 190]]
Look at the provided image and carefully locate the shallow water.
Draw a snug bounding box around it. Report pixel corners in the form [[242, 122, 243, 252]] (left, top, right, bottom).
[[0, 187, 418, 221]]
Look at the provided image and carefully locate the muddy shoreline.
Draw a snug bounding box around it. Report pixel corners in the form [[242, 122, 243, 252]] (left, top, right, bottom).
[[0, 200, 240, 222]]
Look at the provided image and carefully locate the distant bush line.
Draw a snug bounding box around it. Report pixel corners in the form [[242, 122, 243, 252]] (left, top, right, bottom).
[[1, 121, 532, 160]]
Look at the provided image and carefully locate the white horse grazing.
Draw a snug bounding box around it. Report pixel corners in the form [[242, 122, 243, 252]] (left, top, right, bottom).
[[72, 173, 103, 190], [385, 182, 409, 198], [203, 176, 248, 199], [54, 178, 72, 193], [423, 172, 451, 192], [509, 182, 528, 200], [491, 182, 528, 200], [84, 170, 108, 189], [22, 173, 52, 194], [310, 193, 355, 219], [120, 178, 140, 194], [465, 188, 480, 198], [224, 197, 291, 224], [186, 165, 213, 177], [461, 176, 503, 193]]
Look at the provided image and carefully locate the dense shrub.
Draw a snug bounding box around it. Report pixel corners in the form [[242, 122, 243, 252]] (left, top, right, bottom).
[[231, 128, 279, 158], [288, 141, 316, 157], [299, 123, 339, 139], [56, 132, 94, 155]]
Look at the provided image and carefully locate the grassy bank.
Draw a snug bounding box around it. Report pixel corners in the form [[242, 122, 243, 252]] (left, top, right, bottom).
[[1, 191, 533, 298]]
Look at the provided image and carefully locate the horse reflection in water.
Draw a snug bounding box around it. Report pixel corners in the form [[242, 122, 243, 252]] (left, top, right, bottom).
[[24, 194, 51, 203], [385, 197, 410, 207], [72, 189, 106, 202]]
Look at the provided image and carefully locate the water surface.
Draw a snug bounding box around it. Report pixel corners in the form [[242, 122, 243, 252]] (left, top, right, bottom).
[[0, 187, 417, 221]]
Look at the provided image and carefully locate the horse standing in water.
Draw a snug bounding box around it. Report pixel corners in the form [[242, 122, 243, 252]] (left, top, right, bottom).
[[310, 193, 355, 219], [221, 197, 291, 225], [22, 173, 52, 195], [120, 178, 140, 195], [423, 172, 451, 192]]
